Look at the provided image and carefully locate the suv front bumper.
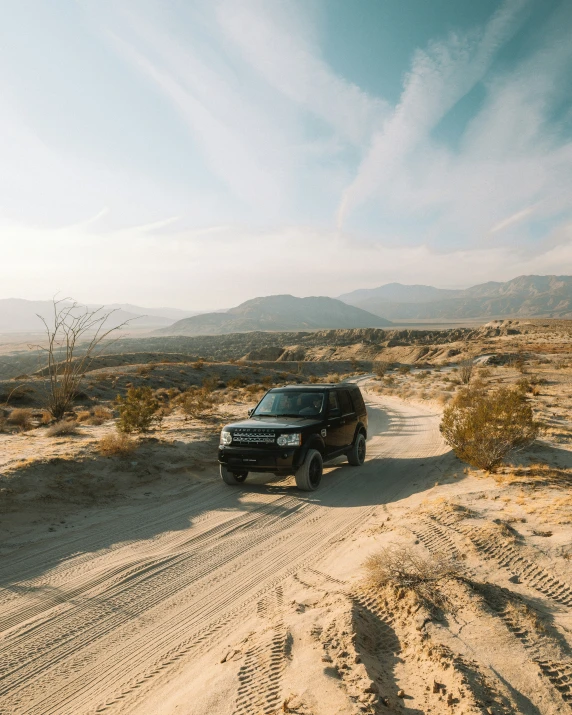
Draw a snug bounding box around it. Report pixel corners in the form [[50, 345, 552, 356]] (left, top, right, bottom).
[[218, 446, 303, 474]]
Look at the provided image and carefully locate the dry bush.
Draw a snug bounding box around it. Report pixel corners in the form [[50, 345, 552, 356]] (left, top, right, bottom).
[[458, 357, 474, 384], [398, 365, 411, 374], [261, 375, 274, 387], [440, 385, 540, 472], [325, 373, 341, 383], [98, 432, 137, 457], [8, 408, 33, 431], [76, 410, 92, 422], [365, 546, 463, 612], [374, 360, 391, 378], [193, 358, 205, 370], [116, 387, 162, 433], [177, 387, 216, 419], [228, 377, 248, 389], [46, 420, 79, 437], [308, 374, 319, 384]]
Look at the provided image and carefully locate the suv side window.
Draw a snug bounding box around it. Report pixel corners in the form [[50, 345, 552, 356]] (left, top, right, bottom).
[[338, 390, 353, 415], [328, 392, 340, 413], [350, 388, 365, 414]]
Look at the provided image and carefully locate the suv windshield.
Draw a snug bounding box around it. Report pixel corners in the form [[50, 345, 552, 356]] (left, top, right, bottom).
[[254, 390, 325, 418]]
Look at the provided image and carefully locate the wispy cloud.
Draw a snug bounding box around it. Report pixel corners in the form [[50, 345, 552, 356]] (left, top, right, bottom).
[[337, 0, 530, 228], [216, 0, 388, 147]]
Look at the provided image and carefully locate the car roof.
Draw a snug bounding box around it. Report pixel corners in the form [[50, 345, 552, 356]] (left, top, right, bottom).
[[268, 384, 355, 391]]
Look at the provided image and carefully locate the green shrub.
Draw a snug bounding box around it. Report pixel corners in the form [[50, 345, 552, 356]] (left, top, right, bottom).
[[115, 387, 161, 433], [440, 386, 539, 472]]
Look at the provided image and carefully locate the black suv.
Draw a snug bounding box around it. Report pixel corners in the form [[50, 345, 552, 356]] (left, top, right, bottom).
[[218, 384, 368, 491]]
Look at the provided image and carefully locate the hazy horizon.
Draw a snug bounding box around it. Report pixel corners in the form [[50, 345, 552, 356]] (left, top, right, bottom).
[[2, 0, 572, 309]]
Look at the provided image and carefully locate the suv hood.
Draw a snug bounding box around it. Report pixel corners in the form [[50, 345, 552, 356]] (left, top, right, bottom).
[[224, 416, 322, 431]]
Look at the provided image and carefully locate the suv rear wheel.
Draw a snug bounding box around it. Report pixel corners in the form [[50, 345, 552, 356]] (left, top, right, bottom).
[[220, 465, 248, 485], [295, 449, 323, 491], [347, 432, 366, 466]]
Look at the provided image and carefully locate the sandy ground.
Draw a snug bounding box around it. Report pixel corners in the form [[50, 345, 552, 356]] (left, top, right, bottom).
[[1, 384, 571, 714]]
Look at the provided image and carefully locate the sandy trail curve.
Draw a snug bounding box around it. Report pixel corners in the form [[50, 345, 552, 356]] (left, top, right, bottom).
[[0, 391, 449, 715]]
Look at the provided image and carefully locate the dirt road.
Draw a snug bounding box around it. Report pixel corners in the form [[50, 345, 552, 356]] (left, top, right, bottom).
[[0, 392, 449, 715]]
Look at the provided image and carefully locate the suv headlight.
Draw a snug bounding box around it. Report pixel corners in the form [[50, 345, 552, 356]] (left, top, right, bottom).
[[277, 433, 302, 447], [220, 430, 232, 445]]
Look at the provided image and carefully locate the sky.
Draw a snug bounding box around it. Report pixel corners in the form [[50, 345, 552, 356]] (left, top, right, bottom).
[[1, 0, 571, 310]]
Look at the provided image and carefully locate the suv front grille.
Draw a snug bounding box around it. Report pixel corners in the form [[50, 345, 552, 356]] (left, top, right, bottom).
[[232, 429, 276, 445]]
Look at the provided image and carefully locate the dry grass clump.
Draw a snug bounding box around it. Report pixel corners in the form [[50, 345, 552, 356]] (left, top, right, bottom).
[[495, 462, 572, 488], [46, 420, 79, 437], [98, 432, 137, 457], [365, 546, 463, 612], [77, 405, 114, 425], [8, 408, 34, 431]]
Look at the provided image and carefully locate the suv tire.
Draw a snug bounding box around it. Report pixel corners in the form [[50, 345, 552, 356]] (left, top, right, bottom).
[[295, 449, 323, 491], [347, 432, 366, 466], [220, 465, 248, 485]]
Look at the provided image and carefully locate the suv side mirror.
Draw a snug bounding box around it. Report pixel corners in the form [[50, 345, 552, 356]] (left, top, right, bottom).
[[248, 408, 254, 417]]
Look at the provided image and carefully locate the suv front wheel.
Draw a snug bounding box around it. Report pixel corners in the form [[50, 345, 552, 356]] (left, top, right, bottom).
[[295, 449, 323, 491], [347, 432, 366, 466], [220, 465, 248, 485]]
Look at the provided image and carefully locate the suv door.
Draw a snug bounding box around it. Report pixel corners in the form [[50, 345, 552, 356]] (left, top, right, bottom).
[[338, 389, 358, 448], [324, 391, 346, 456]]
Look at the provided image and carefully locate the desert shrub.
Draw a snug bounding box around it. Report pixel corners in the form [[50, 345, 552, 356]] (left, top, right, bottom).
[[115, 387, 162, 433], [458, 357, 474, 384], [308, 374, 319, 384], [8, 408, 33, 431], [261, 375, 274, 387], [177, 387, 215, 419], [325, 373, 340, 383], [98, 432, 137, 457], [76, 410, 92, 422], [136, 365, 150, 376], [414, 370, 429, 381], [440, 385, 540, 472], [202, 376, 218, 391], [365, 546, 462, 612], [374, 360, 391, 378], [398, 365, 411, 374], [479, 367, 492, 378], [193, 358, 205, 370], [228, 377, 248, 389], [46, 420, 79, 437]]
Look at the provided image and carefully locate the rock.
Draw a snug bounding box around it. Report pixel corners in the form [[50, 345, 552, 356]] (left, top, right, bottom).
[[321, 654, 332, 663], [397, 689, 405, 698], [364, 681, 379, 694], [354, 655, 361, 664]]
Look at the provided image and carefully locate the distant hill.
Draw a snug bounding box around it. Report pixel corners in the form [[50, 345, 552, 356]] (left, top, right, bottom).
[[157, 294, 393, 336], [339, 276, 572, 320], [0, 299, 199, 332]]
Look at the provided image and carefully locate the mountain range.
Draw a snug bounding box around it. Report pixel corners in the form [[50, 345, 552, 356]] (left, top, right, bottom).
[[338, 275, 572, 320], [0, 299, 200, 333], [156, 295, 392, 336]]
